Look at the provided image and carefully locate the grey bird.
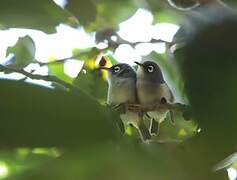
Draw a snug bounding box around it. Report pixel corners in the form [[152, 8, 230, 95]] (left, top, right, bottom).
[[135, 60, 174, 136], [100, 63, 151, 141]]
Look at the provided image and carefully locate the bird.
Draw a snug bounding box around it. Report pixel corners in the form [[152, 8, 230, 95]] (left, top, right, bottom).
[[135, 60, 174, 136], [100, 63, 151, 141]]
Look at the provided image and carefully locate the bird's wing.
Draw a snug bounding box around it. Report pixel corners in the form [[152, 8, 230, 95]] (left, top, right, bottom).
[[158, 83, 174, 103]]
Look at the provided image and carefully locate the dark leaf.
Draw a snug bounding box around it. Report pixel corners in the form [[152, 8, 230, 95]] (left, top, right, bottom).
[[65, 0, 97, 26], [0, 80, 117, 147], [88, 0, 137, 30], [20, 144, 228, 180], [175, 5, 237, 179], [0, 0, 71, 33]]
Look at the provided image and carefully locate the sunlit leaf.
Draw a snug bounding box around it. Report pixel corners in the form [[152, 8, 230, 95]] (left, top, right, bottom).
[[48, 62, 73, 85], [153, 10, 181, 23], [0, 148, 58, 179], [6, 36, 35, 69]]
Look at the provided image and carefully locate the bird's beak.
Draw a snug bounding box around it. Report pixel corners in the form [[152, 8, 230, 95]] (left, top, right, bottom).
[[134, 61, 143, 67], [98, 66, 110, 70]]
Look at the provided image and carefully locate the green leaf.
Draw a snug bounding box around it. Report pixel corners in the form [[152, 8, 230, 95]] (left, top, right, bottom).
[[48, 62, 73, 85], [65, 0, 97, 26], [72, 47, 100, 60], [20, 146, 171, 180], [225, 0, 237, 6], [88, 0, 137, 31], [73, 70, 107, 101], [19, 144, 228, 180], [0, 0, 71, 33], [0, 148, 58, 180], [153, 10, 181, 24], [0, 79, 117, 147], [6, 36, 35, 69]]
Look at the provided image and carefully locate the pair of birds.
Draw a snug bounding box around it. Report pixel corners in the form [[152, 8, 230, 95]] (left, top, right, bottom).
[[101, 60, 174, 141]]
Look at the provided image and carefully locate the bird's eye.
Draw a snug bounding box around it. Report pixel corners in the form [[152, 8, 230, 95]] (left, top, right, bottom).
[[147, 65, 154, 73], [114, 66, 121, 72]]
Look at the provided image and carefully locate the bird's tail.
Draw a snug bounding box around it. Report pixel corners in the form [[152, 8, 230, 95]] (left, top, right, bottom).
[[137, 115, 151, 141]]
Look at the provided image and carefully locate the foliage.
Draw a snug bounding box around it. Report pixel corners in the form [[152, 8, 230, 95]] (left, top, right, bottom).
[[0, 0, 72, 33], [6, 36, 35, 69], [0, 0, 236, 180]]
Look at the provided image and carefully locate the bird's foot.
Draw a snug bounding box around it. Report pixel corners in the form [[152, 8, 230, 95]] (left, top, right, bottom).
[[127, 104, 144, 112], [169, 110, 175, 125], [137, 120, 152, 141], [110, 103, 127, 114], [160, 97, 167, 104], [150, 119, 159, 136]]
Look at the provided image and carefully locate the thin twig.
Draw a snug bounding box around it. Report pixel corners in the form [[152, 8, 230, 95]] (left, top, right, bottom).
[[36, 54, 81, 66], [0, 64, 75, 89], [117, 36, 171, 48], [35, 48, 103, 66], [35, 38, 171, 67]]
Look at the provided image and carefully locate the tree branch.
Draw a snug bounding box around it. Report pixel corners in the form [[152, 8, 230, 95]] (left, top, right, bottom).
[[36, 54, 82, 66], [127, 102, 188, 113], [34, 37, 170, 67], [0, 64, 75, 89], [117, 37, 171, 48], [126, 102, 191, 120]]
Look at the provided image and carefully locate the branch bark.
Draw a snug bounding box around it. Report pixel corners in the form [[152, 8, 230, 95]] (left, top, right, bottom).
[[0, 64, 74, 89], [126, 102, 191, 120], [127, 102, 188, 113]]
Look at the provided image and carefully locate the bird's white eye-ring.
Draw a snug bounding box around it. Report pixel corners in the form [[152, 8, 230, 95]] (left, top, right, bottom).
[[114, 66, 121, 72], [147, 65, 154, 73]]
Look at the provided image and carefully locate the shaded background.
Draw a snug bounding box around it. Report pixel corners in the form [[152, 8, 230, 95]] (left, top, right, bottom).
[[0, 0, 236, 179]]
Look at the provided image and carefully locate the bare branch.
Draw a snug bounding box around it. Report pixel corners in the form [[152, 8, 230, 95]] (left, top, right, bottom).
[[36, 54, 82, 66], [34, 37, 171, 67], [118, 37, 171, 47], [0, 64, 75, 89]]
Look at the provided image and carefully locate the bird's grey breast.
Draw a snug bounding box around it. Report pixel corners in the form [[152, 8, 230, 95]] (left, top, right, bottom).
[[137, 81, 173, 123], [137, 81, 173, 105], [107, 77, 136, 105]]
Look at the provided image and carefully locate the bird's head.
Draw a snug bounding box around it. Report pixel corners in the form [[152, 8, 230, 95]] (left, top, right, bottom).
[[100, 63, 136, 82], [135, 61, 165, 83]]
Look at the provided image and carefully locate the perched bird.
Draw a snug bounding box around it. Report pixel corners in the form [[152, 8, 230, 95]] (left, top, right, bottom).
[[135, 60, 174, 136], [100, 63, 151, 141]]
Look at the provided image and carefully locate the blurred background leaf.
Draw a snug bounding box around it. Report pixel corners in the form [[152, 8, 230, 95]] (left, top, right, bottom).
[[65, 0, 97, 26], [0, 0, 236, 179], [6, 36, 35, 69], [48, 61, 73, 84], [0, 80, 118, 147], [88, 0, 138, 31], [0, 0, 71, 33], [173, 2, 237, 180]]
